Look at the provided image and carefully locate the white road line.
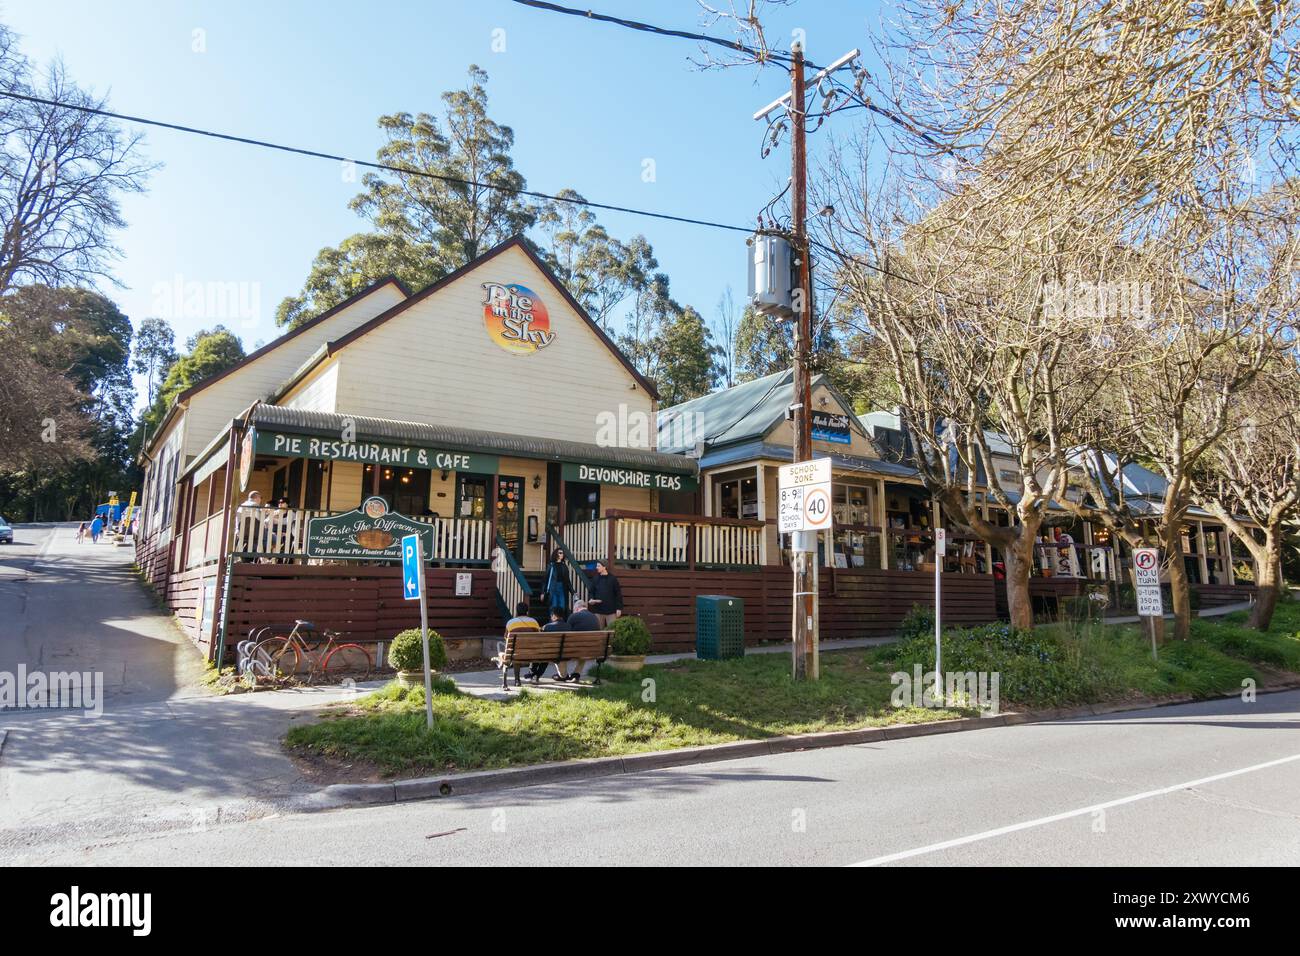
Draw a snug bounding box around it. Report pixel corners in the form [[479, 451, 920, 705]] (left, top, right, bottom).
[[850, 751, 1300, 867]]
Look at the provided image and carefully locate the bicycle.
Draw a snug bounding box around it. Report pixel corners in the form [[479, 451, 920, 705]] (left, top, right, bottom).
[[252, 620, 373, 685]]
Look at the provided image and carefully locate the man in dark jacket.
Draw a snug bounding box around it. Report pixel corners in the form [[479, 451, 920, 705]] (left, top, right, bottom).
[[587, 560, 623, 627], [553, 599, 599, 682]]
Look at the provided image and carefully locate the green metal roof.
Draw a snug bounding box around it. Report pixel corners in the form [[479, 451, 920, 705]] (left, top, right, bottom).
[[658, 368, 873, 455]]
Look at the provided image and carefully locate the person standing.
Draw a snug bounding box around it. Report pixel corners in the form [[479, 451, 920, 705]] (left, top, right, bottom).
[[89, 515, 104, 543], [544, 548, 571, 617], [587, 560, 623, 627]]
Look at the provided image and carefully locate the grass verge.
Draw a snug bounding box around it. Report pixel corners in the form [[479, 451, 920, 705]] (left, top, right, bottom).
[[285, 599, 1300, 777]]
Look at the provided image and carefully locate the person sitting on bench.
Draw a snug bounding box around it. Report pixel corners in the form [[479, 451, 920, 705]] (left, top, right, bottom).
[[553, 599, 600, 682], [531, 607, 567, 680]]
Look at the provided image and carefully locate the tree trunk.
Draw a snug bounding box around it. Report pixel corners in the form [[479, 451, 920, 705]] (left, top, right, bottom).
[[1002, 529, 1037, 630], [1164, 527, 1193, 641], [1247, 531, 1283, 631]]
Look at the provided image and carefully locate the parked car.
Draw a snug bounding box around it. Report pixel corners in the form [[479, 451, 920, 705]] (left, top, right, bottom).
[[0, 516, 12, 544]]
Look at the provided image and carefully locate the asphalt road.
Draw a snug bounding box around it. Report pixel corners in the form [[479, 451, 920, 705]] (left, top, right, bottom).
[[2, 524, 1297, 866], [14, 688, 1300, 866]]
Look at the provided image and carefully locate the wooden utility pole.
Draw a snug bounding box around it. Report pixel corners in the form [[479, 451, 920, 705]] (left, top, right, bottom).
[[790, 42, 818, 681], [753, 44, 858, 681]]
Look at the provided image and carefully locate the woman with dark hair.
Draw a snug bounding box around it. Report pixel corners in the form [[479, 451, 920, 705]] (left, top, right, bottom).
[[544, 547, 571, 616]]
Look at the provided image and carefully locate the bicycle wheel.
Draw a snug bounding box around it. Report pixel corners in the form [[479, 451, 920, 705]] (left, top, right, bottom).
[[255, 637, 301, 679], [322, 643, 372, 683]]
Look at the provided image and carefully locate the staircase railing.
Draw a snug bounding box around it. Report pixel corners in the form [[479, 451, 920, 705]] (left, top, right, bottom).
[[493, 533, 533, 621], [547, 523, 596, 606]]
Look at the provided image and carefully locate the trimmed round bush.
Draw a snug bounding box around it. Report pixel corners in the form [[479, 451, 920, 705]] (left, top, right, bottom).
[[610, 615, 653, 656], [387, 628, 447, 672]]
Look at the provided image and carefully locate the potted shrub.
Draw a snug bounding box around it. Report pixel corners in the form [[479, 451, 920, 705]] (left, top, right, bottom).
[[608, 615, 653, 671], [387, 628, 447, 687]]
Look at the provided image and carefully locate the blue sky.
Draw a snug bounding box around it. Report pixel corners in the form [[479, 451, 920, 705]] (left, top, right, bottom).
[[4, 0, 884, 401]]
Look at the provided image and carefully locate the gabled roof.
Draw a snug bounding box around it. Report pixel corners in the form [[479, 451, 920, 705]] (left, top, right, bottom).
[[320, 234, 660, 400], [141, 274, 409, 457], [174, 274, 409, 405], [657, 368, 872, 454]]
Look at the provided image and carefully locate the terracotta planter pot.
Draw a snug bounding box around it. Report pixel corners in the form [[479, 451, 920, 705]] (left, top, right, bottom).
[[606, 655, 646, 672]]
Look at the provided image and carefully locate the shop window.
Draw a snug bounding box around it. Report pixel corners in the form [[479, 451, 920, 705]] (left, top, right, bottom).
[[456, 474, 491, 520], [717, 476, 757, 519], [566, 482, 600, 524], [304, 460, 325, 511], [379, 466, 432, 516]]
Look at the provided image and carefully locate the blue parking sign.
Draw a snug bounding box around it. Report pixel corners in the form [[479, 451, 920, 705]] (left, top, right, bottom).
[[401, 533, 423, 601]]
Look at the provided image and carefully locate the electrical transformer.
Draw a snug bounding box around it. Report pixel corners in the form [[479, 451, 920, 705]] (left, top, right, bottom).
[[747, 232, 795, 317]]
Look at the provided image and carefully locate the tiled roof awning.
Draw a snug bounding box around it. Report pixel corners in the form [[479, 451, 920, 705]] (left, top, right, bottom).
[[248, 405, 699, 478]]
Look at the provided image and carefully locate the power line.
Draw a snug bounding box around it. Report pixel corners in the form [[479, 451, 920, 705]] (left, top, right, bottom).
[[507, 0, 792, 65], [0, 94, 955, 299], [508, 0, 958, 154], [0, 90, 754, 235]]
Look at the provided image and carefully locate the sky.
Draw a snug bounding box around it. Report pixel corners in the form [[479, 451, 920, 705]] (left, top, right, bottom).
[[3, 1, 888, 406]]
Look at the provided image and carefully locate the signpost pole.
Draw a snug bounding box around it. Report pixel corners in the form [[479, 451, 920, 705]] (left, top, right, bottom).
[[402, 532, 433, 730], [1133, 547, 1162, 662], [934, 527, 945, 703], [417, 542, 432, 730]]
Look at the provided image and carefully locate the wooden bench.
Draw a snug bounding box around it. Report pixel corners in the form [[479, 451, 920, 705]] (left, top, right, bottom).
[[492, 630, 613, 689]]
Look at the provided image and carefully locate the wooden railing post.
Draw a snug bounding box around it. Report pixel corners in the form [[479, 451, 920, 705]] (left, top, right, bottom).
[[606, 514, 618, 568]]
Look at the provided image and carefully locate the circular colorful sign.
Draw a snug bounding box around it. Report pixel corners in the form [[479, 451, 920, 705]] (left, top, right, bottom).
[[481, 281, 556, 354]]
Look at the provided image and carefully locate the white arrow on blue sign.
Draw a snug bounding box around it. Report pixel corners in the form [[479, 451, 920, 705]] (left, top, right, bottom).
[[401, 533, 423, 601]]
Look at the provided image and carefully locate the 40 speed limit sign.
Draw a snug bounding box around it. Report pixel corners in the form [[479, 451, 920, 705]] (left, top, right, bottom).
[[778, 458, 834, 533]]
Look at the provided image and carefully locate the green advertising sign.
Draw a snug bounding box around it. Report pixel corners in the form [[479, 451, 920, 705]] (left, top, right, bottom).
[[255, 429, 498, 474], [562, 461, 698, 492], [305, 497, 433, 561]]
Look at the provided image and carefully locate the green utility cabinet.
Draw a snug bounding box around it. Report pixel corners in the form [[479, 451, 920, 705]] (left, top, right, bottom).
[[696, 595, 745, 660]]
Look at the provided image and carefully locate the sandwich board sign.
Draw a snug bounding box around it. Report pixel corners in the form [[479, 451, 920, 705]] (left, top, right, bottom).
[[777, 458, 833, 534]]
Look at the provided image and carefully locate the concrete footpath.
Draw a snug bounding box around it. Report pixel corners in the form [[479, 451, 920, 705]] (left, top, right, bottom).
[[0, 524, 363, 858]]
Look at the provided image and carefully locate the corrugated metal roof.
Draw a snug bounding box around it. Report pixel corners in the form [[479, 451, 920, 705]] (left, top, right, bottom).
[[658, 368, 875, 454], [700, 439, 923, 480], [250, 405, 698, 476], [658, 369, 794, 453]]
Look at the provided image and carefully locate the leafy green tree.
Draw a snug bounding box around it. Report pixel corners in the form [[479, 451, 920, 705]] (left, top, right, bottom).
[[277, 66, 534, 328], [618, 274, 720, 405], [536, 193, 656, 329], [653, 305, 721, 406], [0, 285, 138, 518], [131, 316, 177, 406], [734, 304, 841, 385], [143, 326, 245, 434]]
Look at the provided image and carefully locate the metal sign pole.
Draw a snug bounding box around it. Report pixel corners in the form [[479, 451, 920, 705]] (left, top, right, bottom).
[[402, 532, 433, 730], [417, 540, 432, 729], [934, 527, 945, 704]]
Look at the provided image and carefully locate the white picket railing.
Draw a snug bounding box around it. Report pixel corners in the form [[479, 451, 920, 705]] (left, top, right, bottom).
[[230, 508, 492, 563], [694, 521, 763, 568], [562, 513, 764, 569], [184, 513, 226, 569]]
